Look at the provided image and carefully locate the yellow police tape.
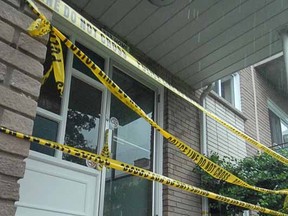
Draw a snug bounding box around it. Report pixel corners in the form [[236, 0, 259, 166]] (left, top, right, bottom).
[[27, 17, 50, 36], [40, 29, 65, 95], [0, 126, 286, 216], [30, 0, 288, 166], [97, 129, 111, 171], [25, 0, 288, 195]]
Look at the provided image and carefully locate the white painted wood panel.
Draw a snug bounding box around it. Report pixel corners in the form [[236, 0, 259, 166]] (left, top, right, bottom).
[[189, 34, 279, 85], [137, 0, 217, 53], [160, 0, 273, 71], [193, 39, 282, 88], [126, 1, 191, 45], [16, 152, 100, 216], [175, 0, 287, 80], [85, 0, 116, 20], [112, 0, 158, 37], [66, 0, 89, 10], [63, 0, 288, 89], [148, 0, 240, 61], [98, 0, 142, 28], [176, 8, 284, 80]]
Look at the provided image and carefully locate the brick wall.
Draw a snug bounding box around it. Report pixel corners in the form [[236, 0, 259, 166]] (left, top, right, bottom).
[[205, 95, 247, 160], [240, 66, 288, 154], [0, 0, 50, 215], [240, 67, 258, 156], [163, 88, 201, 216]]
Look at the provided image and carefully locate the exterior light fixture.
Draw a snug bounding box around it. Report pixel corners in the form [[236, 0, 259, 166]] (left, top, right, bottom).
[[148, 0, 175, 7]]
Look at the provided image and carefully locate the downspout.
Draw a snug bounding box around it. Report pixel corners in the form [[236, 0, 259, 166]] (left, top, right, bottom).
[[251, 66, 260, 143], [200, 83, 214, 155], [199, 83, 214, 216]]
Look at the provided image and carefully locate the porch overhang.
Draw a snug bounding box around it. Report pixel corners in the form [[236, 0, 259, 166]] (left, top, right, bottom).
[[63, 0, 288, 89], [255, 54, 288, 97]]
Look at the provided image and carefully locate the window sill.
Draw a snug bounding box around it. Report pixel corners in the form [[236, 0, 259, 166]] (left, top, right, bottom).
[[208, 91, 247, 121]]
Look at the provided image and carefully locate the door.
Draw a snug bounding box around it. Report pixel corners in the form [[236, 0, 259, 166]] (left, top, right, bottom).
[[16, 39, 158, 216], [16, 40, 106, 216], [102, 66, 155, 216]]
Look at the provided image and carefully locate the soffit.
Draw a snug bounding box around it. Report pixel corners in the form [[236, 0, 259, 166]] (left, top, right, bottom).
[[64, 0, 288, 89], [256, 56, 288, 97]]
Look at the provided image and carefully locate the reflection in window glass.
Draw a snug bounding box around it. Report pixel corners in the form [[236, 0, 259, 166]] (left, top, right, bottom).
[[269, 110, 288, 147], [281, 121, 288, 143], [63, 77, 102, 166], [73, 41, 105, 81], [221, 78, 233, 104], [269, 110, 282, 145], [30, 115, 58, 156], [104, 67, 154, 216]]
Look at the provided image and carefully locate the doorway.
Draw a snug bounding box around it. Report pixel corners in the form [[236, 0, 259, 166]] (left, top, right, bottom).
[[16, 38, 159, 216]]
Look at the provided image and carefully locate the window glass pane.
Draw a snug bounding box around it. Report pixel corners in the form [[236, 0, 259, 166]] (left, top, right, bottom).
[[73, 41, 105, 81], [30, 115, 58, 156], [63, 77, 102, 166], [212, 81, 219, 94], [104, 67, 154, 216], [38, 34, 68, 114], [221, 78, 233, 104], [269, 110, 282, 145]]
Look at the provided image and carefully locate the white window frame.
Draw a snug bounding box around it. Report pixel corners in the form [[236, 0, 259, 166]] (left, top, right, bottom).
[[267, 99, 288, 125]]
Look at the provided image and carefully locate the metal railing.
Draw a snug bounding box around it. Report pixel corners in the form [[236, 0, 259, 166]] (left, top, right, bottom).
[[270, 142, 288, 152]]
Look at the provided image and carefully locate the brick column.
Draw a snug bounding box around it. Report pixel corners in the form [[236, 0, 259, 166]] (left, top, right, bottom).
[[163, 83, 201, 216], [0, 0, 51, 215]]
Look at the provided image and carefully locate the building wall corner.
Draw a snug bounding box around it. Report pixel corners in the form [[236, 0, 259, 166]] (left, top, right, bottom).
[[0, 0, 51, 215]]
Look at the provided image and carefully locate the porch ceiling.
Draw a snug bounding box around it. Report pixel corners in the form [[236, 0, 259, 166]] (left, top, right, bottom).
[[256, 56, 288, 97], [64, 0, 288, 89]]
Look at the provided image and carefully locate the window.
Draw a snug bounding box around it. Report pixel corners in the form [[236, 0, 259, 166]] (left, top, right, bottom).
[[30, 36, 106, 158], [269, 110, 288, 146], [29, 33, 68, 155], [268, 100, 288, 149], [213, 73, 241, 110]]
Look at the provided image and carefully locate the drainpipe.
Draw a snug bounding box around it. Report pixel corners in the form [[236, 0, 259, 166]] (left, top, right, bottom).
[[251, 66, 260, 143], [199, 83, 214, 216]]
